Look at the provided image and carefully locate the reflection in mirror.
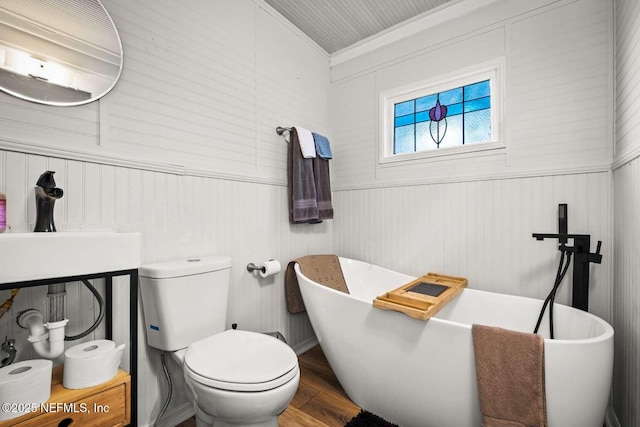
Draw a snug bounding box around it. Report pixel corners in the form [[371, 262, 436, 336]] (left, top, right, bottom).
[[0, 0, 123, 106]]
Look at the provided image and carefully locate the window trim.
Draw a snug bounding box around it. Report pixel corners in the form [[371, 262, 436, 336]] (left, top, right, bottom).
[[379, 58, 505, 165]]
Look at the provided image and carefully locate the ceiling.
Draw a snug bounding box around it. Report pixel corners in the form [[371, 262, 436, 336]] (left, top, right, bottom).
[[263, 0, 457, 54]]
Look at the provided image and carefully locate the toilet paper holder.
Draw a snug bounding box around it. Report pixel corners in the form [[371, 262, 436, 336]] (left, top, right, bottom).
[[246, 259, 280, 277], [246, 262, 266, 273]]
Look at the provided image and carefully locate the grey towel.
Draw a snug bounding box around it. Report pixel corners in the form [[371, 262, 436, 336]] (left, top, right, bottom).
[[311, 154, 333, 222], [288, 128, 319, 223]]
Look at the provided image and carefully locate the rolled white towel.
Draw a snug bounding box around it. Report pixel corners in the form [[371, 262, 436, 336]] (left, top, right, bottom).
[[294, 126, 317, 158]]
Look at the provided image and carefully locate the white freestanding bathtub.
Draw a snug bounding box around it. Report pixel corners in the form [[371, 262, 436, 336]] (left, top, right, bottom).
[[294, 257, 613, 427]]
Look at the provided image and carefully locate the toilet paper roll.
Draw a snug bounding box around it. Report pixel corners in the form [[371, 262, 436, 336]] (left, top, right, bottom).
[[0, 359, 52, 421], [63, 339, 125, 389], [259, 259, 281, 278]]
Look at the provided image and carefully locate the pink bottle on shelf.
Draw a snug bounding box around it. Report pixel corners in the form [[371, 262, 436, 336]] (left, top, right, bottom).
[[0, 191, 6, 233]]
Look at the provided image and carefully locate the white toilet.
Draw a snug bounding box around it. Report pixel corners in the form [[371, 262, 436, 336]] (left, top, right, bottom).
[[139, 256, 300, 427]]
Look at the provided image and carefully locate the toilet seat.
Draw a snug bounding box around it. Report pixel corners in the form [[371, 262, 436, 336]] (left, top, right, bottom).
[[184, 329, 299, 392]]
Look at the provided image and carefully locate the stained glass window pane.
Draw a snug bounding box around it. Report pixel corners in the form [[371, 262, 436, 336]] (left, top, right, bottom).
[[439, 88, 462, 105], [395, 100, 414, 117], [438, 115, 463, 149], [394, 124, 414, 154], [416, 94, 437, 112], [392, 78, 492, 154], [415, 111, 429, 123], [464, 109, 491, 144], [464, 97, 490, 113], [395, 114, 415, 127], [416, 121, 430, 151], [464, 80, 490, 101], [447, 103, 463, 116]]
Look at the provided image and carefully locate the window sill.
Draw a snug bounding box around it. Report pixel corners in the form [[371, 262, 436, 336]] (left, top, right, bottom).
[[379, 141, 505, 166]]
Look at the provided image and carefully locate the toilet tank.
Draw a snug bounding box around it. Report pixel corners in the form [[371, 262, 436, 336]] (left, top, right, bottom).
[[139, 256, 232, 351]]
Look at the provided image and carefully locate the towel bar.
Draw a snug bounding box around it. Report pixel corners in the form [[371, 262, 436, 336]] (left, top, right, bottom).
[[276, 126, 292, 136]]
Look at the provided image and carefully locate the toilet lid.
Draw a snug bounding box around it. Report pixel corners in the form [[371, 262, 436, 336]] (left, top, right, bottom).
[[184, 330, 299, 392]]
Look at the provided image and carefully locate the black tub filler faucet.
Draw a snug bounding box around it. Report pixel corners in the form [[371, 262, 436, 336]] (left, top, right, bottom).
[[532, 204, 602, 311]]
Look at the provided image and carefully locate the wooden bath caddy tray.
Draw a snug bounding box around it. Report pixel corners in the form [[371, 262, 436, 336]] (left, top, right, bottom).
[[373, 273, 467, 320]]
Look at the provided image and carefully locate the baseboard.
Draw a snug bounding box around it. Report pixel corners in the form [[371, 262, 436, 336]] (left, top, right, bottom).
[[605, 406, 621, 427], [152, 402, 194, 427], [292, 336, 319, 355]]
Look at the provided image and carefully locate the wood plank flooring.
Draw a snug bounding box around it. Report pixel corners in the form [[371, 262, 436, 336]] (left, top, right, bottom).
[[176, 345, 360, 427]]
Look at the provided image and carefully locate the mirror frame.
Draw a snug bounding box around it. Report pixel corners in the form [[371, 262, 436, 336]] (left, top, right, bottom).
[[0, 0, 123, 106]]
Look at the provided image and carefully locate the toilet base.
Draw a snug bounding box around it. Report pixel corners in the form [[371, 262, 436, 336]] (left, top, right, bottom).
[[186, 365, 299, 427], [195, 405, 279, 427]]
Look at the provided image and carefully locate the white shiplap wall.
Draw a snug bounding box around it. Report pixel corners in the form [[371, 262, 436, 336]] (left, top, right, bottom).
[[330, 0, 615, 417], [330, 0, 612, 188], [0, 0, 627, 426], [329, 0, 619, 423], [330, 0, 613, 318], [0, 1, 330, 426], [614, 0, 640, 165], [613, 0, 640, 426], [99, 0, 260, 174], [333, 172, 611, 321]]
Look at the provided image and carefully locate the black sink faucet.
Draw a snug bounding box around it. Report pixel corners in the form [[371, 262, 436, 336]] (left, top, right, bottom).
[[532, 204, 602, 311], [34, 170, 63, 232]]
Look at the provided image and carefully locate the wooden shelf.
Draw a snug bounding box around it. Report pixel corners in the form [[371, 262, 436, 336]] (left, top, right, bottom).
[[373, 272, 467, 320], [0, 366, 130, 427], [0, 268, 140, 425]]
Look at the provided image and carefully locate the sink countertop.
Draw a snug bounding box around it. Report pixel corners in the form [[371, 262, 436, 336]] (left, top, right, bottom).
[[0, 232, 141, 283]]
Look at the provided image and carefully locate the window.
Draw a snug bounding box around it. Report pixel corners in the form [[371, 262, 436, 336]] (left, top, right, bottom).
[[380, 59, 503, 163], [393, 80, 491, 153]]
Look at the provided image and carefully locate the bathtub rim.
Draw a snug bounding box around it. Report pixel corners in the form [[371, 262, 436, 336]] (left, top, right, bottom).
[[293, 257, 614, 346]]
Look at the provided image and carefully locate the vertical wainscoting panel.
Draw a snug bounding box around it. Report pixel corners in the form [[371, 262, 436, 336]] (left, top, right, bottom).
[[0, 152, 329, 425], [612, 160, 640, 427], [614, 1, 640, 425], [333, 172, 612, 322]]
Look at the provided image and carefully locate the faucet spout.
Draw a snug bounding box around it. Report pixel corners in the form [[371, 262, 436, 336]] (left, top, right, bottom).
[[34, 171, 63, 232]]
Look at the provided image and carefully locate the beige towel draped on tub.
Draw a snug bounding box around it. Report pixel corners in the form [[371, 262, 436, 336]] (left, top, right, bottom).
[[472, 324, 547, 427], [285, 255, 348, 314]]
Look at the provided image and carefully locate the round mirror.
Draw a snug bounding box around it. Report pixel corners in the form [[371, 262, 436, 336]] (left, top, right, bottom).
[[0, 0, 123, 106]]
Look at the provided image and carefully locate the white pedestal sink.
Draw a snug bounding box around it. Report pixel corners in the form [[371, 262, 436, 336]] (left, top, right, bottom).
[[0, 232, 141, 283]]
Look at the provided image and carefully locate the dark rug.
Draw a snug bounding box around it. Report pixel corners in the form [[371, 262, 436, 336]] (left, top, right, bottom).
[[344, 410, 399, 427]]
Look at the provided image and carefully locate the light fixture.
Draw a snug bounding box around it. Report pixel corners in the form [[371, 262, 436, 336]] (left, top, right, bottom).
[[0, 45, 75, 88]]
